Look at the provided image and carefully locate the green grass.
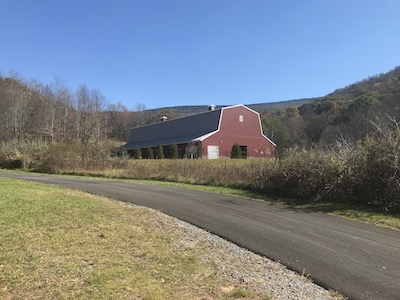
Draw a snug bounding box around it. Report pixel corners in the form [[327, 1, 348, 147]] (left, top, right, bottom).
[[305, 201, 400, 230], [0, 177, 269, 299], [231, 288, 251, 298]]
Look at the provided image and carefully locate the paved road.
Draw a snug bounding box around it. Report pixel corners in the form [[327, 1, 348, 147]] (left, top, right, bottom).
[[1, 172, 400, 300]]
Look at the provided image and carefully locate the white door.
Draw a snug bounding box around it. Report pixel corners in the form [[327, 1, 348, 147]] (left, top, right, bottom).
[[207, 145, 219, 159]]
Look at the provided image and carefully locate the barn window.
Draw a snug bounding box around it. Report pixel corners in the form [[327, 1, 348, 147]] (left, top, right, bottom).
[[239, 115, 244, 122], [240, 145, 248, 158]]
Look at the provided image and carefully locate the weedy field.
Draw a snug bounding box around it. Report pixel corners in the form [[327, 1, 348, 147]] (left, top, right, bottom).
[[0, 177, 270, 299]]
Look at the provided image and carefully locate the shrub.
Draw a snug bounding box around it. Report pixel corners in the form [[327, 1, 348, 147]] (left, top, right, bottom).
[[111, 146, 128, 158], [0, 141, 48, 169], [348, 123, 400, 208], [155, 144, 164, 159], [231, 143, 242, 158], [35, 143, 85, 173], [0, 146, 23, 169], [132, 146, 142, 159], [170, 144, 179, 159], [144, 147, 154, 159], [253, 146, 342, 199]]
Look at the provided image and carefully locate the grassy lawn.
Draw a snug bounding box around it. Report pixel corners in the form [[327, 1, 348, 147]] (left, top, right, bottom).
[[0, 177, 265, 299]]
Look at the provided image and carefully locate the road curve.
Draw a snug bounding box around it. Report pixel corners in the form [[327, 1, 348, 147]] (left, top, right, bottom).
[[1, 172, 399, 300]]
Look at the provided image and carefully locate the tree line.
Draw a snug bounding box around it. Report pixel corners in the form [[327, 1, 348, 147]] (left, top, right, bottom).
[[0, 75, 165, 145]]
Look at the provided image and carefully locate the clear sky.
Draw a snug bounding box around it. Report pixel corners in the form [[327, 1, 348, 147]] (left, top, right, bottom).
[[1, 0, 399, 110]]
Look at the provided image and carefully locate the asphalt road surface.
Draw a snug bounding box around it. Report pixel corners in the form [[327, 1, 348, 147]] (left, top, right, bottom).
[[1, 172, 400, 300]]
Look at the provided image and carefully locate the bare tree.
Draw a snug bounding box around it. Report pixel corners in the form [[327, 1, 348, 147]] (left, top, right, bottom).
[[106, 102, 132, 140], [52, 78, 75, 142], [185, 142, 201, 158], [75, 85, 107, 146], [4, 75, 32, 141], [133, 102, 147, 126], [28, 79, 57, 142]]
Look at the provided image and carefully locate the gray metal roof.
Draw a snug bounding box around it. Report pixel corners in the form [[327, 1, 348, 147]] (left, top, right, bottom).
[[125, 108, 221, 149]]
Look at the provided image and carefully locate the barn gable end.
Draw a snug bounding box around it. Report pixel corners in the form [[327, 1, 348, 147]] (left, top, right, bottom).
[[197, 105, 275, 158]]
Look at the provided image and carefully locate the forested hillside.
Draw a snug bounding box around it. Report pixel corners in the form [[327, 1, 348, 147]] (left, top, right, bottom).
[[262, 66, 400, 153]]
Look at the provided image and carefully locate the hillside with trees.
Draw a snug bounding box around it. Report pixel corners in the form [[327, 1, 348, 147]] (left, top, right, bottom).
[[261, 66, 400, 154]]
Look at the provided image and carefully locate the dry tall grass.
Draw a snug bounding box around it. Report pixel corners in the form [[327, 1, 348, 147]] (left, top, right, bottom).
[[58, 158, 276, 189]]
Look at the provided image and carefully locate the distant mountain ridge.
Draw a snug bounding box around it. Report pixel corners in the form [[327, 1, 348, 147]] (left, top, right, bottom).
[[146, 97, 319, 117], [247, 98, 319, 114]]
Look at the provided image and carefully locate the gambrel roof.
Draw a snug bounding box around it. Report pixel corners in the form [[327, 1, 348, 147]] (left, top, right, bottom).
[[125, 107, 222, 149]]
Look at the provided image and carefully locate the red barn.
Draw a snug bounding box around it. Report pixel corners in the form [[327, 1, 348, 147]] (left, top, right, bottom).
[[125, 104, 276, 158]]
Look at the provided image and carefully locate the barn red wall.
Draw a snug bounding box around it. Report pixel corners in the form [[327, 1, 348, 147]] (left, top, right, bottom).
[[202, 106, 275, 158]]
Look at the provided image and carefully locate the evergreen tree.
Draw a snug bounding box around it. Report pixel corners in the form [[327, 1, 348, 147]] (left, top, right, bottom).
[[230, 143, 242, 158], [155, 144, 164, 159], [132, 146, 142, 159], [170, 144, 179, 159], [146, 147, 154, 159]]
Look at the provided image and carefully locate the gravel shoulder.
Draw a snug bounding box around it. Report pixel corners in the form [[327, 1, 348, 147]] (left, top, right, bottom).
[[127, 201, 344, 300]]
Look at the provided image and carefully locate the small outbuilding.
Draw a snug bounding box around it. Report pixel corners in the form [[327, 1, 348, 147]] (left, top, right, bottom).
[[125, 104, 276, 158]]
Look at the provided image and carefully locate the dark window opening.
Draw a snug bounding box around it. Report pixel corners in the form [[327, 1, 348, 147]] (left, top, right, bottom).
[[240, 145, 247, 158]]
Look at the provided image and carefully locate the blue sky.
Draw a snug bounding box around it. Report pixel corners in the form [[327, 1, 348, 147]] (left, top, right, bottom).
[[1, 0, 399, 110]]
